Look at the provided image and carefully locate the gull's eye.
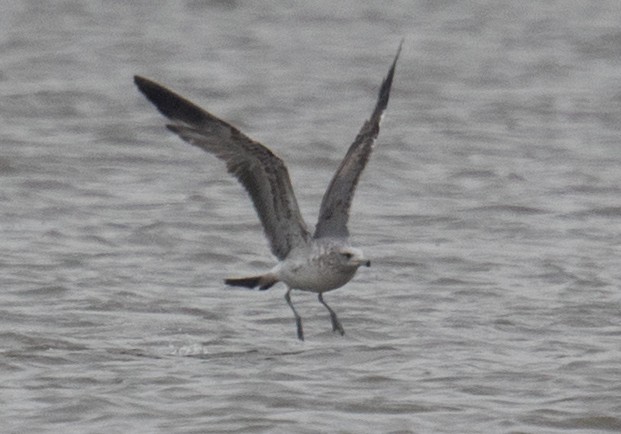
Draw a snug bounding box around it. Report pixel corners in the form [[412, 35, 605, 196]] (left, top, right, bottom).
[[341, 252, 353, 259]]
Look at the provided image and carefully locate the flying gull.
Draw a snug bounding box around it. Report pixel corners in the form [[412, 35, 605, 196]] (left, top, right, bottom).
[[134, 41, 401, 340]]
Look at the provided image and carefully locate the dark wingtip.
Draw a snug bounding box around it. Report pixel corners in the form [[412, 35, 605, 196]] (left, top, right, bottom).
[[371, 39, 403, 120], [133, 75, 163, 101], [133, 75, 147, 87], [134, 75, 207, 126]]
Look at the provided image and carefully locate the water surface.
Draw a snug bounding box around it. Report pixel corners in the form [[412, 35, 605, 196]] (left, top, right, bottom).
[[2, 1, 621, 433]]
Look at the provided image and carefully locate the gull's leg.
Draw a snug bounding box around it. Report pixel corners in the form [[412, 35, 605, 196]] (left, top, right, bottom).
[[318, 293, 345, 336], [285, 287, 304, 341]]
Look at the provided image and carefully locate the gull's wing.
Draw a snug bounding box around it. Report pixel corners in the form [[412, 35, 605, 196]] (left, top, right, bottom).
[[134, 76, 310, 260], [313, 41, 402, 239]]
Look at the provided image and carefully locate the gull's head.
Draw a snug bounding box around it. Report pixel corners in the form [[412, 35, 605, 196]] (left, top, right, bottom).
[[336, 246, 371, 269]]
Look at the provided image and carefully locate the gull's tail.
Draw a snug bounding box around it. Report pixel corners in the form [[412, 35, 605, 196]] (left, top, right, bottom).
[[225, 274, 278, 291]]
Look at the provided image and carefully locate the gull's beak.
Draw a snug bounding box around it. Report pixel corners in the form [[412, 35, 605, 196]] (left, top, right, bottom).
[[359, 259, 371, 267]]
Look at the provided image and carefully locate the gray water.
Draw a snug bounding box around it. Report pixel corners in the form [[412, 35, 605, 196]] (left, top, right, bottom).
[[2, 1, 621, 433]]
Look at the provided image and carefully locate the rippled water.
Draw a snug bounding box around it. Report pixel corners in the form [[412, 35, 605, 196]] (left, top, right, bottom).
[[2, 1, 621, 433]]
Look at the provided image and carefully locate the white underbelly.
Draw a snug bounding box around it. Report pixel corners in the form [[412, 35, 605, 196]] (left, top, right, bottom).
[[279, 263, 357, 292]]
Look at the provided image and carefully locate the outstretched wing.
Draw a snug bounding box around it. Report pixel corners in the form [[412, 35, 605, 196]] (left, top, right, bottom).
[[314, 41, 402, 239], [134, 76, 310, 260]]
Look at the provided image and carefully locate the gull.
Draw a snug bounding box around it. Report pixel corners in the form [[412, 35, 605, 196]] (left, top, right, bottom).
[[134, 41, 401, 340]]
